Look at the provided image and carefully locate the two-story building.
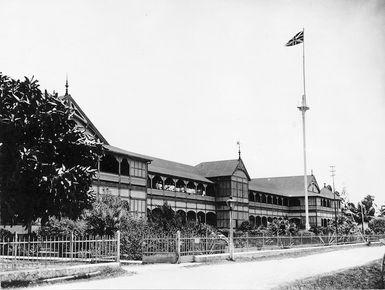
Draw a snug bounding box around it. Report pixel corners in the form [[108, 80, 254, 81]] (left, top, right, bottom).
[[61, 91, 341, 229]]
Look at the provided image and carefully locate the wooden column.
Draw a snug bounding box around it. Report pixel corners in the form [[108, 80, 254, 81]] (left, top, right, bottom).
[[115, 156, 123, 197]]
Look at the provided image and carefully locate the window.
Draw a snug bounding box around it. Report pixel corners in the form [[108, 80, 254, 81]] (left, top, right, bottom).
[[131, 160, 146, 178], [231, 175, 248, 199]]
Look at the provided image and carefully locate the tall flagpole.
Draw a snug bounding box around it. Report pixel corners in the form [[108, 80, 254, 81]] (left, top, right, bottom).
[[297, 28, 310, 230]]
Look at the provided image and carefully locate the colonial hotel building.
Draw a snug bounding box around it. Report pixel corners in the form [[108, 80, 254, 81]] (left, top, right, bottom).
[[62, 91, 340, 229]]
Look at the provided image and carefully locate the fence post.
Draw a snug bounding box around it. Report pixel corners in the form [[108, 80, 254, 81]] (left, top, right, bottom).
[[277, 232, 279, 248], [301, 232, 303, 245], [262, 232, 265, 249], [70, 232, 74, 260], [13, 232, 18, 260], [176, 230, 181, 264], [116, 230, 121, 263], [246, 232, 249, 252]]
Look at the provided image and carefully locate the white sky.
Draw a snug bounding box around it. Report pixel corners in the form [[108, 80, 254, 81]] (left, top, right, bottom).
[[1, 0, 384, 205]]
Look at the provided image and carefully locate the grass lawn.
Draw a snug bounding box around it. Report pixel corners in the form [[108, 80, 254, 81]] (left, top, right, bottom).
[[277, 259, 384, 289]]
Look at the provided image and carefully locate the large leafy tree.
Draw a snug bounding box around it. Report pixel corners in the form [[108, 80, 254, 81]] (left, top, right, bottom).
[[0, 73, 102, 229], [344, 195, 376, 224]]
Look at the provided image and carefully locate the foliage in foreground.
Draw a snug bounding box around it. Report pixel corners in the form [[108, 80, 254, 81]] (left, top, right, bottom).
[[0, 73, 102, 228], [369, 217, 385, 234]]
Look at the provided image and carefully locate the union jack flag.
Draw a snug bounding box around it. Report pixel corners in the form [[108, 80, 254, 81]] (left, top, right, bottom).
[[286, 30, 304, 46]]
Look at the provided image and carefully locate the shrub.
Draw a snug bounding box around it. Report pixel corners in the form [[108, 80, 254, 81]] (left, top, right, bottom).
[[369, 217, 385, 234], [120, 214, 151, 260], [84, 194, 129, 236], [39, 217, 86, 237], [0, 228, 13, 239]]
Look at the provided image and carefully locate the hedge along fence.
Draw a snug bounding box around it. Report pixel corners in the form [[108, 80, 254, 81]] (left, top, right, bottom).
[[233, 233, 385, 252], [0, 231, 120, 272]]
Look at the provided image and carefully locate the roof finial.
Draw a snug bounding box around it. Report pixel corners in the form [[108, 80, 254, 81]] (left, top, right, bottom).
[[237, 140, 241, 160], [311, 169, 313, 175], [65, 73, 69, 96]]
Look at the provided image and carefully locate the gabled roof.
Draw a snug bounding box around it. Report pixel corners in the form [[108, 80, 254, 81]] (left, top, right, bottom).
[[148, 157, 213, 184], [59, 94, 109, 144], [249, 175, 321, 197], [103, 144, 152, 162], [320, 186, 339, 199], [195, 159, 251, 180]]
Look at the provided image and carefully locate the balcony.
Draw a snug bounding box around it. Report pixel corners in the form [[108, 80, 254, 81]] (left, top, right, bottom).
[[97, 172, 119, 183], [148, 188, 215, 202], [95, 172, 146, 186]]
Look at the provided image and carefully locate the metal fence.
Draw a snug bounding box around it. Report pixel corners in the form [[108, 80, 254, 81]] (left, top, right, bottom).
[[142, 232, 228, 262], [0, 232, 120, 272], [180, 236, 228, 256], [142, 232, 385, 262], [233, 233, 385, 252], [142, 234, 177, 257]]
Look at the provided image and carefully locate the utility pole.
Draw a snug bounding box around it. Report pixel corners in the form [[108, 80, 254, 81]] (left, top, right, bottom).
[[330, 166, 338, 241]]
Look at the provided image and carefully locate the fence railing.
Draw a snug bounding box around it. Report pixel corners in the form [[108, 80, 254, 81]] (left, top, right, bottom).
[[142, 232, 229, 260], [142, 232, 385, 262], [0, 231, 120, 272], [180, 236, 228, 256], [234, 233, 385, 252]]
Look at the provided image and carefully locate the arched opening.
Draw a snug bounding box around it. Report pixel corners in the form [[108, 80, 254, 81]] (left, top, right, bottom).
[[261, 194, 267, 203], [261, 216, 267, 227], [186, 181, 196, 195], [175, 180, 185, 193], [327, 200, 331, 207], [267, 217, 273, 223], [206, 184, 215, 197], [176, 210, 186, 225], [267, 195, 272, 204], [197, 211, 205, 223], [289, 218, 301, 226], [256, 194, 261, 203], [151, 207, 162, 222], [164, 177, 175, 191], [152, 175, 163, 190], [283, 197, 288, 206], [249, 192, 255, 202], [121, 158, 130, 176], [249, 215, 255, 227], [100, 153, 119, 174], [256, 216, 262, 227], [187, 211, 196, 222], [206, 212, 216, 226], [197, 183, 204, 195]]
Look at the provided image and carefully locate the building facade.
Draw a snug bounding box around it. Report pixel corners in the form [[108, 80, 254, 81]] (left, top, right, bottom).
[[63, 93, 341, 229]]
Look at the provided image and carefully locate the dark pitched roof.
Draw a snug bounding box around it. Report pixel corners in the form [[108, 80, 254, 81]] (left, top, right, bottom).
[[320, 187, 339, 199], [249, 175, 322, 197], [195, 159, 251, 180], [103, 144, 152, 162], [148, 157, 213, 184]]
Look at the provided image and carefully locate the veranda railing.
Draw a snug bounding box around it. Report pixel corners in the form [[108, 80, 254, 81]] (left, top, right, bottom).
[[0, 231, 120, 271]]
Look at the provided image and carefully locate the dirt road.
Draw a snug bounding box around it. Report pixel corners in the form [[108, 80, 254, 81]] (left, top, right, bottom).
[[33, 245, 385, 289]]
